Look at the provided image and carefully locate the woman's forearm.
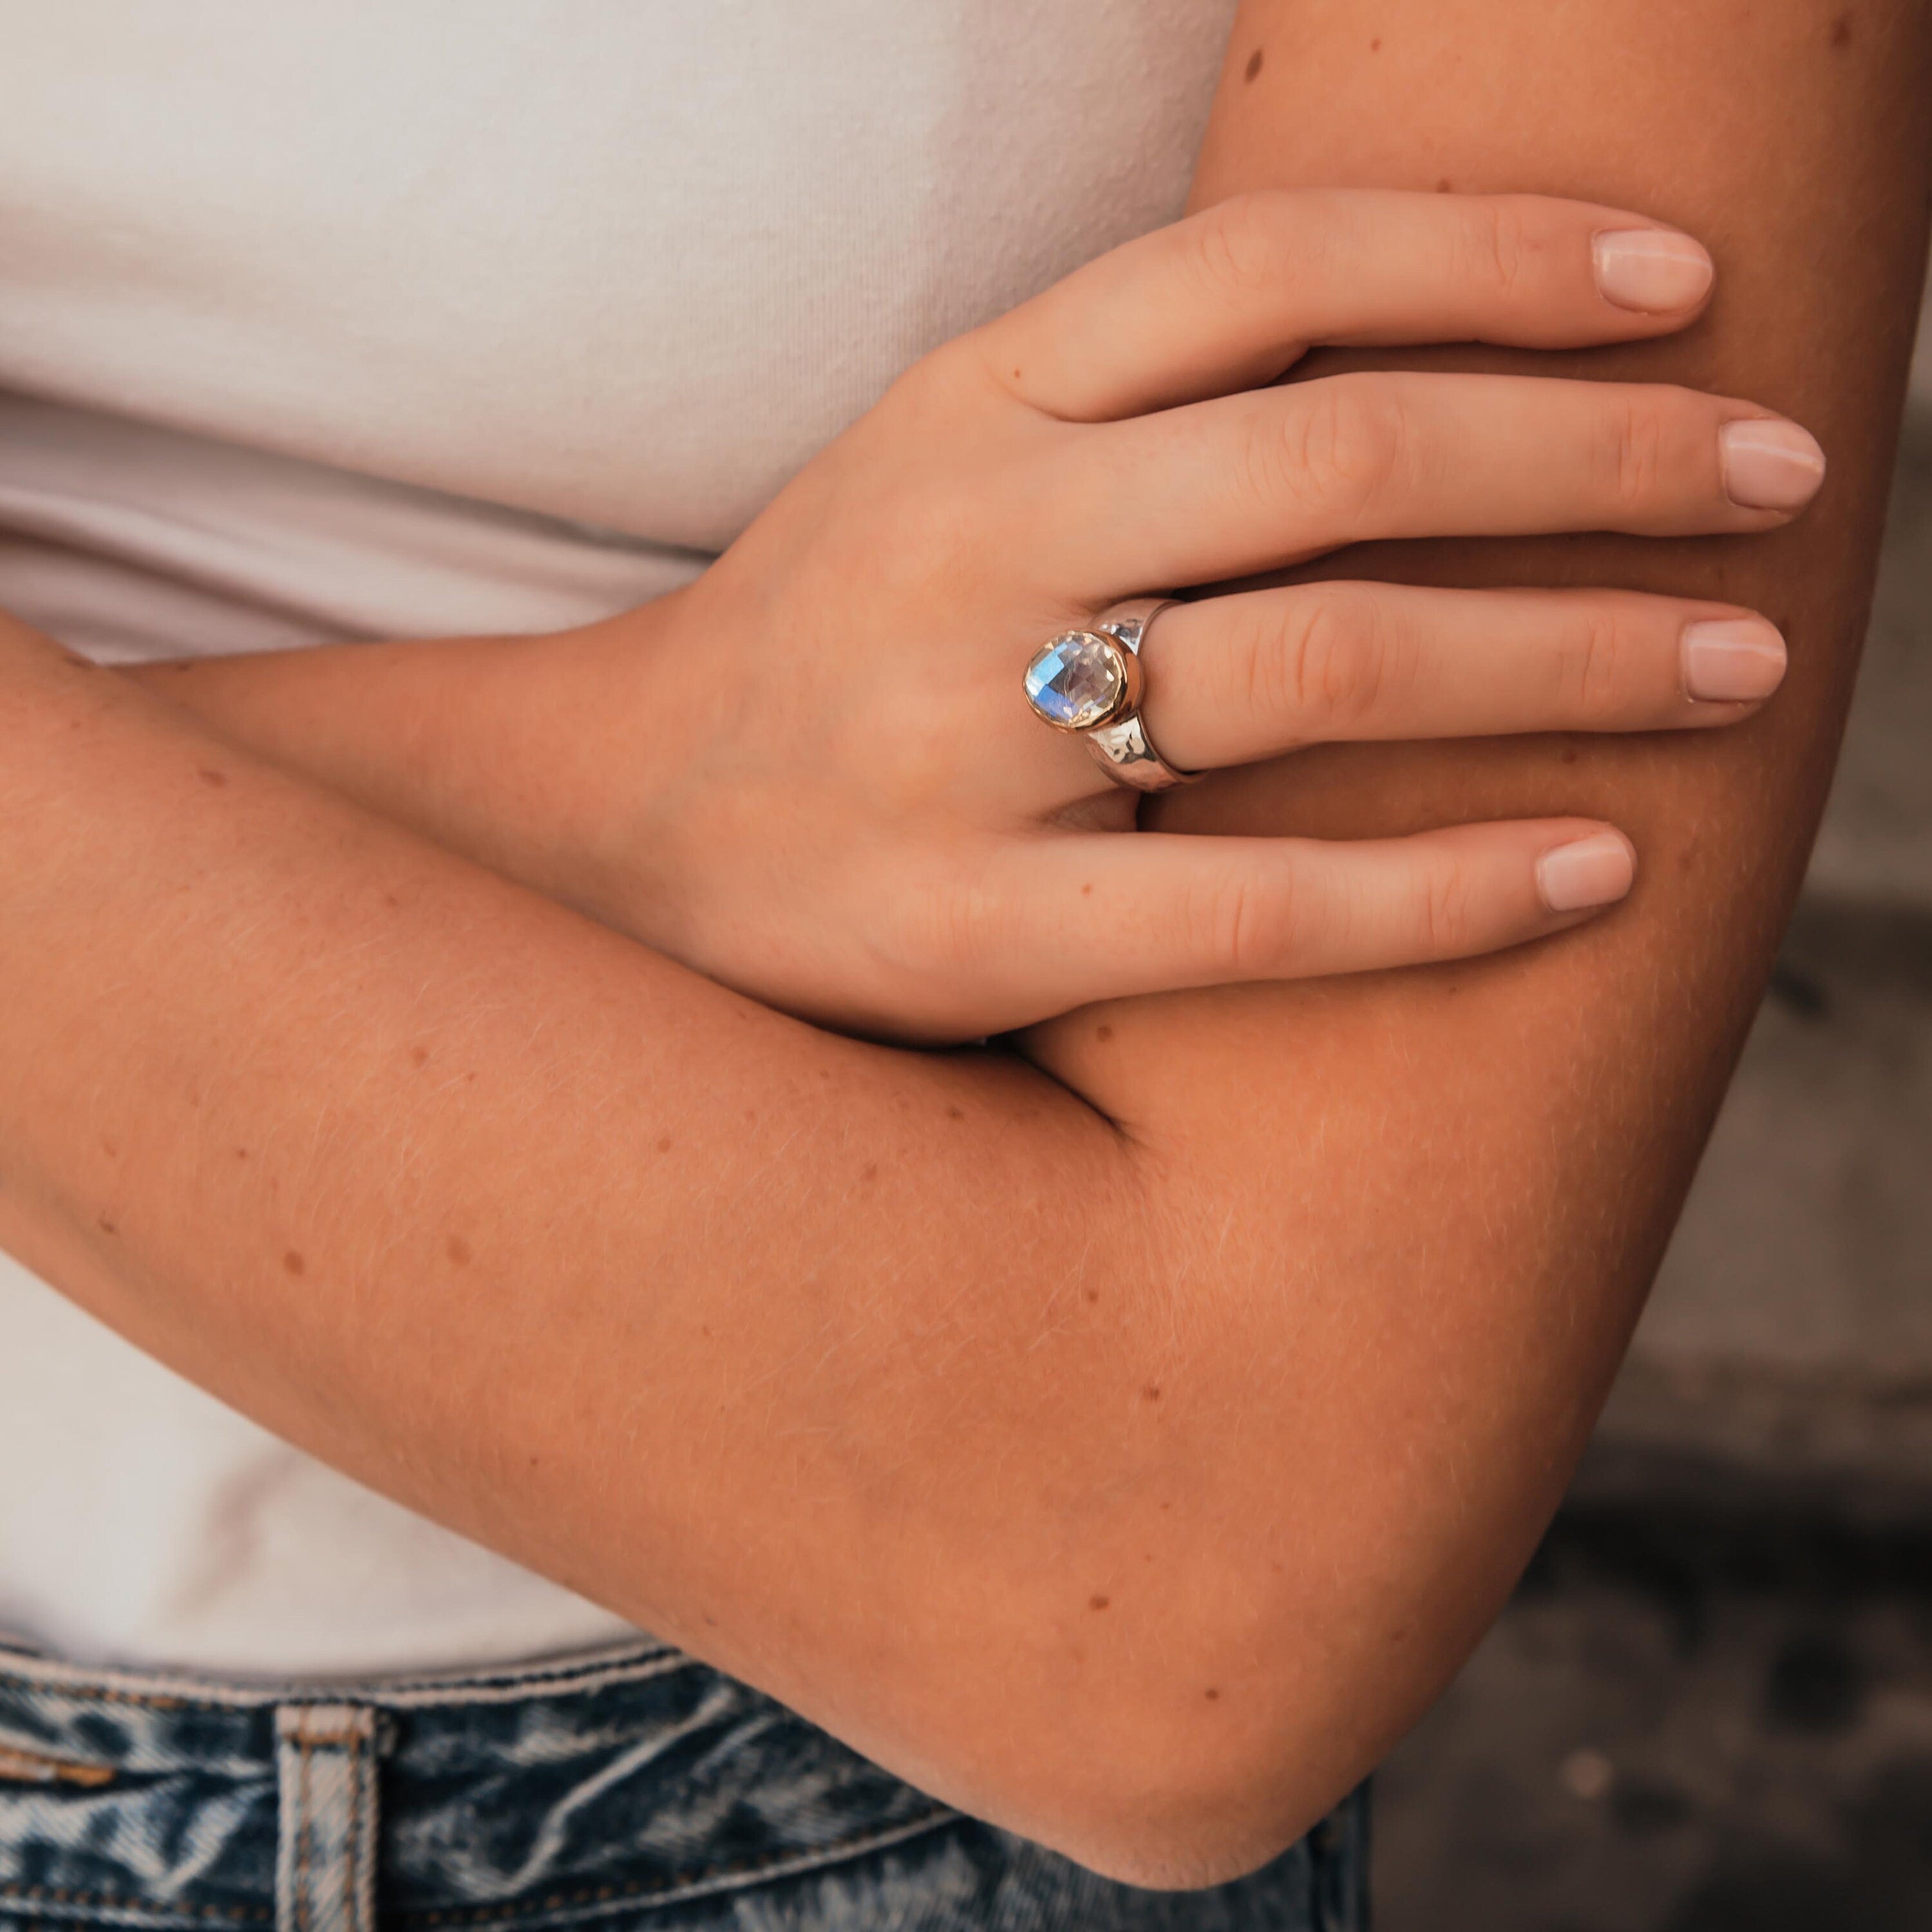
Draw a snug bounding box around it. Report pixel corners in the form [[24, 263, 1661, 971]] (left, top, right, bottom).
[[121, 611, 677, 936], [5, 617, 1212, 1863]]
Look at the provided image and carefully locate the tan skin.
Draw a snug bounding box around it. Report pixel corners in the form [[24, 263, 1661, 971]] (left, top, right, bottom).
[[3, 0, 1929, 1890]]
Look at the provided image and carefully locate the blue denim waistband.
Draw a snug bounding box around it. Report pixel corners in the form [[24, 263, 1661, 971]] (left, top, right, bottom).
[[0, 1637, 1368, 1931]]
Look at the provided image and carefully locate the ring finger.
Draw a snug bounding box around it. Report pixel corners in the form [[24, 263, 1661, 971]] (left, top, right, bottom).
[[1135, 584, 1788, 773]]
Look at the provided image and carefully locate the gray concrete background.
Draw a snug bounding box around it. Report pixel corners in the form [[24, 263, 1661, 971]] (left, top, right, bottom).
[[1372, 309, 1932, 1926]]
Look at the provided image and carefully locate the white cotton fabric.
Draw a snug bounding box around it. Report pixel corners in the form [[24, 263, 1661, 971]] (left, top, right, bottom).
[[0, 1, 1236, 1678]]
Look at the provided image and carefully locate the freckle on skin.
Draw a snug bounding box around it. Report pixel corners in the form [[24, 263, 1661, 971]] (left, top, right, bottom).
[[383, 893, 401, 909], [1084, 1289, 1101, 1304], [657, 1135, 674, 1153], [1090, 1595, 1110, 1611], [97, 1215, 117, 1235], [861, 1162, 878, 1182], [283, 1250, 305, 1277], [947, 1105, 965, 1121], [235, 1148, 248, 1160], [1205, 1687, 1221, 1701], [1142, 1384, 1161, 1402], [1244, 46, 1264, 82], [1832, 12, 1854, 48], [1370, 36, 1382, 52], [446, 1235, 472, 1266], [410, 1045, 430, 1068], [1435, 177, 1452, 193], [1095, 1024, 1113, 1042], [101, 1137, 118, 1159], [1081, 882, 1093, 896], [196, 768, 228, 788]]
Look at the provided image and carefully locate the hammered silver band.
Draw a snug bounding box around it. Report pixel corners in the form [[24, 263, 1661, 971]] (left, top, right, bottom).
[[1085, 599, 1197, 791]]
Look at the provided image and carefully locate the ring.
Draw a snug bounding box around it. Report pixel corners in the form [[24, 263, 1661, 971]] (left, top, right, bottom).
[[1021, 598, 1199, 791]]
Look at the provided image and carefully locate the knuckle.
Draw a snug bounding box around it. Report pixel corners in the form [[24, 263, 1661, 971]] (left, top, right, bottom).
[[1281, 587, 1408, 738], [875, 860, 999, 983], [1251, 379, 1409, 529], [1417, 858, 1481, 958], [1194, 864, 1302, 978], [1461, 197, 1534, 299], [1600, 390, 1671, 513], [1570, 605, 1636, 713], [1186, 192, 1289, 305]]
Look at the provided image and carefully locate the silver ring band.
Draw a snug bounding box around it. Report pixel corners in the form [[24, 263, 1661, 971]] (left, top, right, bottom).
[[1019, 598, 1200, 793]]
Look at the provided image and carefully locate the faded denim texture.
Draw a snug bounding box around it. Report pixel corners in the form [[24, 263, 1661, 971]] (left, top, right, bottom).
[[0, 1638, 1368, 1931]]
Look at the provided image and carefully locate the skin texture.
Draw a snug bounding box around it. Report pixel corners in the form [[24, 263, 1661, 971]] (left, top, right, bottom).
[[123, 189, 1812, 1039], [1, 0, 1928, 1891]]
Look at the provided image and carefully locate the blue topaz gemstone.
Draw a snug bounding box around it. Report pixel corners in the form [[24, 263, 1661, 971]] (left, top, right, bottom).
[[1022, 630, 1127, 731]]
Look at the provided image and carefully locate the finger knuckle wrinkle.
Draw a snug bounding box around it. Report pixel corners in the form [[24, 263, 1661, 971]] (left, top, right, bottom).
[[1604, 394, 1669, 513], [1420, 862, 1479, 957], [1290, 589, 1397, 734], [1573, 607, 1632, 712], [1188, 193, 1286, 304], [1464, 198, 1533, 298], [1202, 869, 1294, 978], [879, 875, 992, 981], [1259, 383, 1405, 527]]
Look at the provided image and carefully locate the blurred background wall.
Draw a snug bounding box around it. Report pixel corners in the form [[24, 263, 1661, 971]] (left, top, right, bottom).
[[1374, 294, 1932, 1930]]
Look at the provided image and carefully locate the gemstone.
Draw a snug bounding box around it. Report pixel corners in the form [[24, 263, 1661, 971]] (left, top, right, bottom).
[[1023, 631, 1126, 730]]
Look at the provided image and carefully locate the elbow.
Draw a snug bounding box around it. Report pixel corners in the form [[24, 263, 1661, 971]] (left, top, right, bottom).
[[967, 1540, 1471, 1889], [1016, 1697, 1371, 1893], [971, 1605, 1400, 1891]]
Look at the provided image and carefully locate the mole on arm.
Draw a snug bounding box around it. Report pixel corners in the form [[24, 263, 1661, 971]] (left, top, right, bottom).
[[196, 767, 228, 788], [446, 1234, 472, 1266], [1832, 12, 1855, 48], [283, 1249, 306, 1277], [1243, 46, 1264, 82]]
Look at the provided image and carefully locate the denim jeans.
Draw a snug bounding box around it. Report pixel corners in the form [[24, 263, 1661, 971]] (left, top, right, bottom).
[[0, 1637, 1368, 1931]]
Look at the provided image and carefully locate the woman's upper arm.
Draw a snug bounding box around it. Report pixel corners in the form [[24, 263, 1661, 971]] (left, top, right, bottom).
[[1018, 0, 1931, 1832]]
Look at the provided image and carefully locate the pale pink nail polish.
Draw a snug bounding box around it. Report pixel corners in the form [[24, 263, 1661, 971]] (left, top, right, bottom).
[[1683, 618, 1787, 703], [1593, 230, 1714, 314], [1537, 832, 1636, 914], [1721, 419, 1826, 512]]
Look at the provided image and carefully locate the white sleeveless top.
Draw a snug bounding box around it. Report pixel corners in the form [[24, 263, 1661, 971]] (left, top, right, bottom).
[[0, 1, 1235, 1678]]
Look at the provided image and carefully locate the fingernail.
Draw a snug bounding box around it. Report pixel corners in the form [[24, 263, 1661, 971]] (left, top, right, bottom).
[[1721, 419, 1826, 512], [1537, 832, 1636, 914], [1592, 230, 1715, 314], [1683, 617, 1787, 703]]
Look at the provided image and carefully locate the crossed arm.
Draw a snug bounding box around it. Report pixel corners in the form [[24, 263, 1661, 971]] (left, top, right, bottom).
[[3, 0, 1927, 1889]]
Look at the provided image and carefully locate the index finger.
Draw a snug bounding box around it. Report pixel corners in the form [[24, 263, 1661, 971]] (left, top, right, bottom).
[[974, 189, 1714, 422]]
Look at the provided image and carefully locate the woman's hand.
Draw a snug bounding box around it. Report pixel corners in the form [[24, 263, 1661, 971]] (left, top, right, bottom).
[[561, 189, 1815, 1041]]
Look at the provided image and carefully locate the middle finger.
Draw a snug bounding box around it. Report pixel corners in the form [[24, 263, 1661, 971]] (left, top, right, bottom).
[[1056, 370, 1826, 596]]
